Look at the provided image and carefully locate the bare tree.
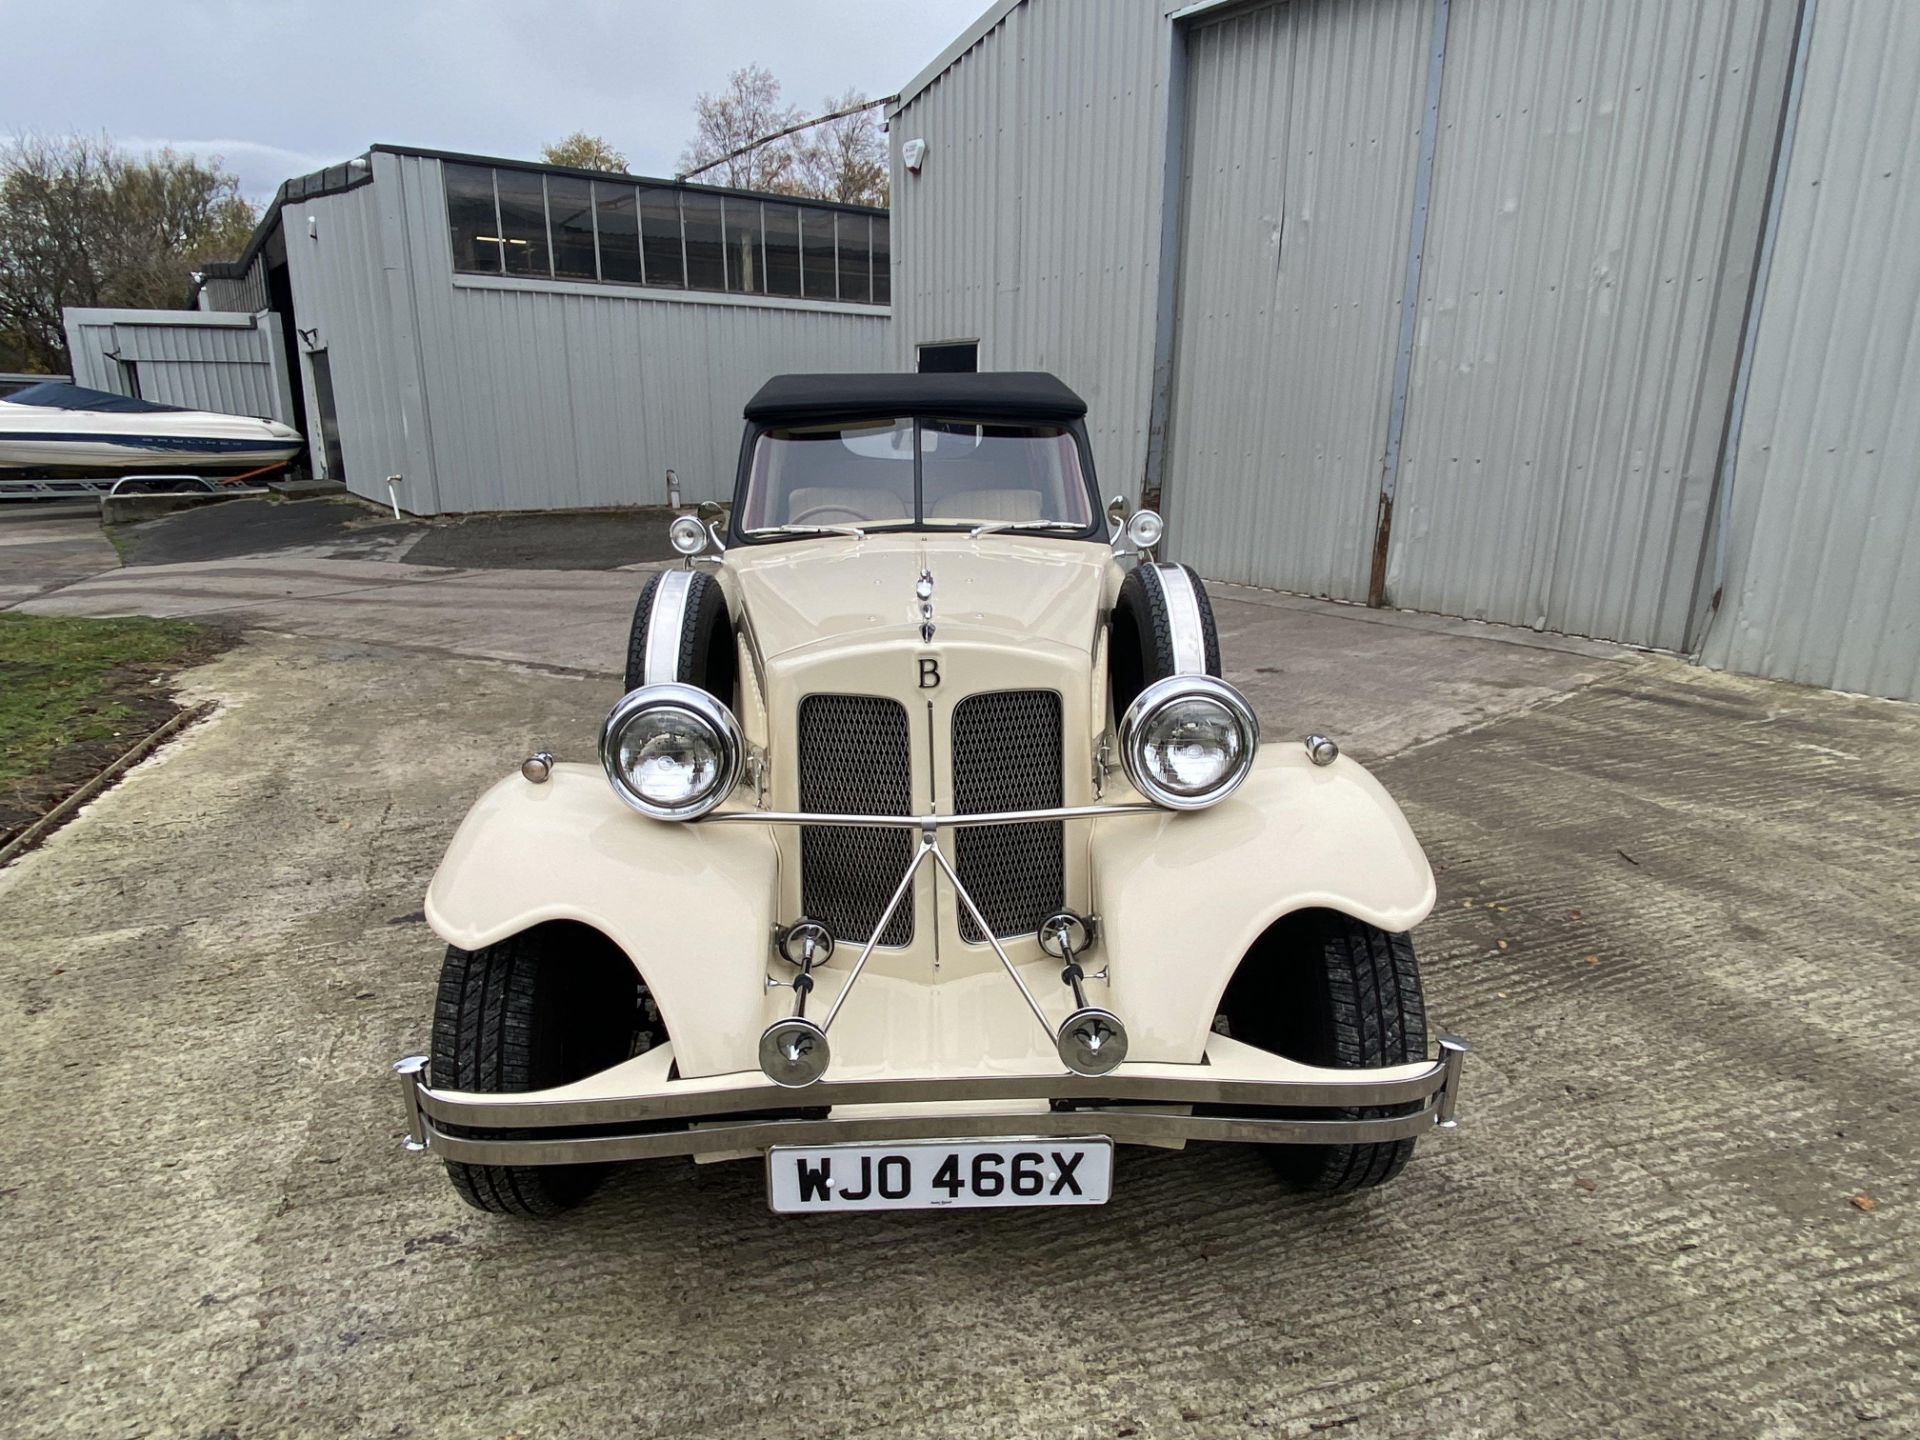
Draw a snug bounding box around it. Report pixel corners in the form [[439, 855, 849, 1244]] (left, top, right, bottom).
[[791, 91, 888, 207], [677, 65, 804, 193], [0, 132, 256, 371], [541, 132, 629, 173]]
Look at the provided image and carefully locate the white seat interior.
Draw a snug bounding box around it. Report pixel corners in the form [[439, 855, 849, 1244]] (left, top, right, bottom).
[[786, 486, 910, 522], [927, 488, 1046, 523]]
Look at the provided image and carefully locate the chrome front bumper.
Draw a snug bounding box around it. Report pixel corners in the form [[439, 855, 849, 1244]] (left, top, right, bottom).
[[392, 1036, 1469, 1167]]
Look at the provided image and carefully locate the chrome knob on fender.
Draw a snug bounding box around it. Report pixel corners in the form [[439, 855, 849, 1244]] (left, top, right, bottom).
[[1305, 734, 1340, 766]]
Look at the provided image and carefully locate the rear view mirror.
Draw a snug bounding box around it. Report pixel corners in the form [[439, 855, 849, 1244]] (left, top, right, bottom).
[[1106, 494, 1129, 536]]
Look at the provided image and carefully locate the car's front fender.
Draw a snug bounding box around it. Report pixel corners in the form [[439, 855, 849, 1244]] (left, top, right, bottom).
[[1090, 746, 1435, 1062], [424, 763, 778, 1078]]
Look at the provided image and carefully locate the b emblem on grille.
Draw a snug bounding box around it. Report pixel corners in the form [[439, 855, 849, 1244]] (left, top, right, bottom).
[[918, 657, 942, 688]]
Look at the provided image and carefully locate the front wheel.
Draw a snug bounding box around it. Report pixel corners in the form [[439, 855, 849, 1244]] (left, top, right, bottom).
[[1216, 909, 1429, 1192], [430, 923, 657, 1216]]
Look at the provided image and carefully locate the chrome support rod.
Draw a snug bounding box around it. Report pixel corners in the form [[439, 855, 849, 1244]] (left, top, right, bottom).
[[818, 831, 936, 1033], [1051, 922, 1090, 1009], [786, 926, 825, 1021], [927, 842, 1055, 1040], [707, 802, 1159, 829]]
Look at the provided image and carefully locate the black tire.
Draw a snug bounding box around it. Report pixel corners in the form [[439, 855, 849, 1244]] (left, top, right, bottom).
[[1108, 562, 1222, 720], [430, 922, 659, 1217], [623, 569, 737, 700], [1216, 909, 1429, 1193]]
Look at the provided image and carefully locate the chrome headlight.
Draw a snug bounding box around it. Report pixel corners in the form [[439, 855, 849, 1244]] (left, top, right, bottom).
[[599, 683, 744, 820], [1118, 674, 1260, 810]]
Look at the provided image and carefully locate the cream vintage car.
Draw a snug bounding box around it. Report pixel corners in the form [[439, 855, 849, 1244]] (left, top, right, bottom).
[[391, 371, 1467, 1216]]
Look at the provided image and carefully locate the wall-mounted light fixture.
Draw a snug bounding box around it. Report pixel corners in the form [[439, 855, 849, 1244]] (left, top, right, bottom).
[[902, 138, 927, 174]]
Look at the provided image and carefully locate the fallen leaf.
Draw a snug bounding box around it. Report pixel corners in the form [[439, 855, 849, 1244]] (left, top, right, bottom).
[[1494, 904, 1509, 912], [1586, 954, 1600, 966], [1574, 1176, 1597, 1192], [1569, 909, 1583, 921], [1851, 1194, 1876, 1212], [1496, 939, 1509, 950]]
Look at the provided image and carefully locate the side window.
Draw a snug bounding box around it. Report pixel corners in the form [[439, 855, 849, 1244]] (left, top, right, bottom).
[[594, 183, 643, 284], [494, 169, 550, 276], [548, 176, 597, 280], [918, 342, 979, 373], [444, 163, 502, 274], [439, 163, 888, 306], [638, 187, 686, 287]]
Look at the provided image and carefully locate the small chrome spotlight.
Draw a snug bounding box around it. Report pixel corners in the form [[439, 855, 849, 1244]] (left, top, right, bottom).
[[669, 514, 708, 556], [1057, 1007, 1128, 1076], [759, 1017, 831, 1087], [520, 751, 554, 783], [1304, 734, 1340, 767], [1125, 508, 1165, 552]]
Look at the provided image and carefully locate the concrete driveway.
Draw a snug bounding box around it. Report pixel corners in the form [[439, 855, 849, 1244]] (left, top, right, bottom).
[[1, 510, 1915, 1438]]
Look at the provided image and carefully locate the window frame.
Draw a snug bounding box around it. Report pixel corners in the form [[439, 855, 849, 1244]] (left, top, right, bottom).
[[728, 414, 1107, 547], [442, 161, 891, 307]]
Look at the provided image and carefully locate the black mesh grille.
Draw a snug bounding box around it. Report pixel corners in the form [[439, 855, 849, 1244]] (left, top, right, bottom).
[[952, 690, 1064, 942], [799, 694, 914, 947]]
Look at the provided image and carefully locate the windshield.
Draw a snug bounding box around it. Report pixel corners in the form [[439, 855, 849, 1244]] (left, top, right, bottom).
[[737, 416, 1097, 536]]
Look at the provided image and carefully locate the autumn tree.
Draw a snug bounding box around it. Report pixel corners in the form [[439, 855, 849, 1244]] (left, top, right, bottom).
[[677, 65, 804, 193], [541, 131, 629, 173], [0, 133, 256, 372], [791, 91, 887, 207]]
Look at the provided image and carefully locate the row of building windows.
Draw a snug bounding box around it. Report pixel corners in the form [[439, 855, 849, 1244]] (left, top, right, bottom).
[[443, 162, 890, 305]]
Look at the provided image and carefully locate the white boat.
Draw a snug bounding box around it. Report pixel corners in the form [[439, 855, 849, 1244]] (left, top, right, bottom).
[[0, 382, 303, 474]]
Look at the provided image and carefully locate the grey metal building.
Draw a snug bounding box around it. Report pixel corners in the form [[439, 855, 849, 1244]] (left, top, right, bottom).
[[65, 307, 296, 426], [887, 0, 1920, 701], [186, 146, 891, 512]]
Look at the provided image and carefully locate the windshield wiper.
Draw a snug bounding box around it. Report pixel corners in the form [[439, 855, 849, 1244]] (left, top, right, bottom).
[[749, 523, 868, 539], [966, 519, 1084, 538]]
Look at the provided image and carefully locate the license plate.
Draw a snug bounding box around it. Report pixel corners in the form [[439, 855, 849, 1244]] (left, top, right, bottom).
[[767, 1137, 1113, 1213]]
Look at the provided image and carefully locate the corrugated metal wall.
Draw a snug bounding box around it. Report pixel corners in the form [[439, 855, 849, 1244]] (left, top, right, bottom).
[[888, 0, 1170, 496], [1386, 0, 1797, 647], [197, 259, 269, 314], [888, 0, 1920, 700], [1165, 0, 1431, 601], [386, 153, 889, 513], [1700, 0, 1920, 699], [280, 171, 423, 493], [62, 309, 296, 423]]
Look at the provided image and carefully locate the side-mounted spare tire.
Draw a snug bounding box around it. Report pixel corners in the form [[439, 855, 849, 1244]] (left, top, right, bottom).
[[623, 568, 737, 701], [1108, 561, 1223, 720]]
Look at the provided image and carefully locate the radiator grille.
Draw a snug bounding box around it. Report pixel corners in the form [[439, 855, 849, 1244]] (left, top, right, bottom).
[[798, 694, 914, 947], [952, 690, 1065, 942]]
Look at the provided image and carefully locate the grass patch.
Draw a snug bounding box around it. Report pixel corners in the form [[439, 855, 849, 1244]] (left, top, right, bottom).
[[0, 614, 221, 841]]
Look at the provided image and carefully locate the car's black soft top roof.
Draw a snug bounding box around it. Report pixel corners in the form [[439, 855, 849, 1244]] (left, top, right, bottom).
[[744, 371, 1088, 424]]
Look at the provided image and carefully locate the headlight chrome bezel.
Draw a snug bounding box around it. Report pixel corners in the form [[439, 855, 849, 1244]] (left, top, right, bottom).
[[1118, 674, 1261, 810], [599, 682, 745, 821]]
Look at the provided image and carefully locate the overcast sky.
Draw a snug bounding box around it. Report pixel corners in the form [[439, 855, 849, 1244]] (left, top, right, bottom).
[[3, 0, 987, 200]]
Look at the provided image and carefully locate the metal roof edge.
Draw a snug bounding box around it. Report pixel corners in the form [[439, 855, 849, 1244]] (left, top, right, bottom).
[[64, 306, 266, 327], [890, 0, 1028, 116]]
